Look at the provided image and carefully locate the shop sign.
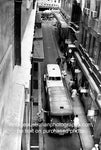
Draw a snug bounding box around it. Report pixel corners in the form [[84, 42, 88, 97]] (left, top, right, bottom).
[[80, 88, 88, 93]]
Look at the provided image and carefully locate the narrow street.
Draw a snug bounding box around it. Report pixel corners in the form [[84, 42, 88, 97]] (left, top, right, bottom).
[[1, 1, 101, 150], [41, 19, 81, 150]]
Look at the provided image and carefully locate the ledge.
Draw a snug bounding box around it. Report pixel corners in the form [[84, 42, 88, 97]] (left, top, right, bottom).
[[0, 2, 37, 150], [0, 82, 25, 150]]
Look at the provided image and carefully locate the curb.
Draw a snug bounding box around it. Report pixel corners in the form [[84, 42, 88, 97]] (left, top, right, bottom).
[[38, 63, 44, 150]]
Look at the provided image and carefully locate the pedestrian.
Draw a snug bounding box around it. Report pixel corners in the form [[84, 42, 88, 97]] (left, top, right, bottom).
[[61, 57, 64, 69], [66, 59, 71, 71], [68, 49, 72, 58], [74, 114, 80, 130], [95, 144, 99, 150], [69, 79, 77, 95], [37, 108, 49, 123], [92, 144, 99, 150], [71, 89, 77, 98], [56, 56, 61, 66], [69, 79, 74, 87], [61, 70, 67, 78]]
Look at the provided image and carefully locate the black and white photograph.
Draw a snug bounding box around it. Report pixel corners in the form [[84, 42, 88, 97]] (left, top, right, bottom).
[[0, 0, 101, 150]]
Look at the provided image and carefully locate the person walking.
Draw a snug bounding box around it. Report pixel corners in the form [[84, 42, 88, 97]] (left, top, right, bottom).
[[56, 56, 61, 66], [92, 144, 99, 150], [71, 89, 77, 98], [37, 108, 49, 123], [74, 114, 80, 131]]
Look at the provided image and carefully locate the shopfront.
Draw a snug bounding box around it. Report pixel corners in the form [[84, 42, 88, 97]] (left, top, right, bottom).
[[74, 51, 101, 144]]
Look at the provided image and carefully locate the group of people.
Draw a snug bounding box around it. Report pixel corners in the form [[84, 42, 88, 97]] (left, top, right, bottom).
[[92, 144, 100, 150], [74, 115, 100, 150], [56, 56, 66, 68], [37, 108, 80, 131]]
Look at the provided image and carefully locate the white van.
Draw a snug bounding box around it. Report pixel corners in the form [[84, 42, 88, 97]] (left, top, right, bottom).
[[44, 64, 63, 91], [44, 64, 74, 135]]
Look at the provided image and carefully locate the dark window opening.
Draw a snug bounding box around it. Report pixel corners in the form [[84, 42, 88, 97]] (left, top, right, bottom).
[[88, 34, 92, 53], [95, 0, 100, 18], [83, 29, 87, 48], [71, 0, 82, 26], [34, 62, 38, 72], [81, 27, 84, 44], [91, 37, 96, 58], [33, 80, 38, 89], [85, 0, 90, 8]]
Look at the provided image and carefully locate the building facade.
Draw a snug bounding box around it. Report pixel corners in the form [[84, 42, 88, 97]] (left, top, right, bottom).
[[0, 0, 37, 150], [61, 0, 101, 146], [37, 0, 61, 10]]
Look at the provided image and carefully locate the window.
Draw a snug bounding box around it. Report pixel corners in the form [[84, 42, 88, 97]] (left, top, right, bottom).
[[88, 34, 92, 53], [81, 27, 84, 44], [33, 62, 38, 72], [85, 0, 90, 8], [93, 40, 98, 64], [91, 37, 96, 58], [95, 0, 100, 18], [97, 43, 101, 70], [89, 36, 96, 58], [49, 77, 61, 80], [33, 80, 38, 89], [83, 29, 87, 48], [56, 77, 61, 80]]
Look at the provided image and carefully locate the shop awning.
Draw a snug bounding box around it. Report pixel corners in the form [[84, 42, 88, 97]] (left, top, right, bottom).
[[33, 39, 44, 62], [34, 28, 43, 39], [74, 52, 100, 94], [35, 12, 42, 24]]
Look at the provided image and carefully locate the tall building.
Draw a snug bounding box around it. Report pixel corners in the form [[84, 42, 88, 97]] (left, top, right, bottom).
[[0, 0, 37, 150], [61, 0, 101, 145]]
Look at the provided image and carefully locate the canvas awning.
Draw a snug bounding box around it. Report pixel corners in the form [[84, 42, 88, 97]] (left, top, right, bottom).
[[33, 39, 44, 62]]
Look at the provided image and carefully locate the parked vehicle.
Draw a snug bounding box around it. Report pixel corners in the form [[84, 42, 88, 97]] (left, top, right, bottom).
[[44, 64, 74, 135]]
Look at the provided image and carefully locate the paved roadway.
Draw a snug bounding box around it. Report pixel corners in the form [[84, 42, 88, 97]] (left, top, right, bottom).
[[41, 19, 81, 150]]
